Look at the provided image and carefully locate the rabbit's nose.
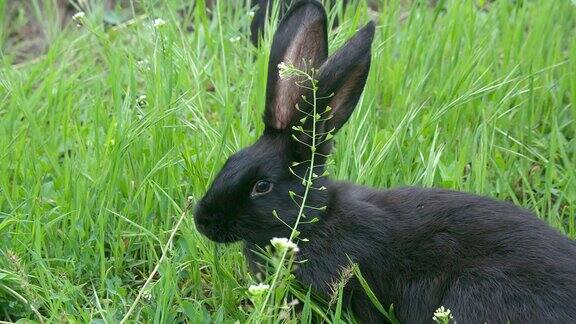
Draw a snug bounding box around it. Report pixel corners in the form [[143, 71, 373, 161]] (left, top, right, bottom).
[[194, 203, 219, 232], [193, 202, 203, 219], [193, 203, 209, 230]]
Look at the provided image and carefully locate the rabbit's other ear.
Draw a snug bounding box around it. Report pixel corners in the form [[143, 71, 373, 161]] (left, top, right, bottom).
[[264, 0, 328, 131], [250, 0, 269, 46], [250, 0, 294, 47], [318, 21, 375, 134]]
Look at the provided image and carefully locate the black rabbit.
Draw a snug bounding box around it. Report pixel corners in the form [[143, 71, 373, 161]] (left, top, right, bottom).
[[195, 1, 576, 323]]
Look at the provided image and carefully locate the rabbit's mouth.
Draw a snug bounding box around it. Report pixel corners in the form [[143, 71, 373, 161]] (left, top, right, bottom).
[[202, 229, 240, 243], [194, 207, 241, 243], [195, 219, 241, 243]]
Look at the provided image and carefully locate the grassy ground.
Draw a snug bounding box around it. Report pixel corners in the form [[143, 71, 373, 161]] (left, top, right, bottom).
[[0, 0, 575, 322]]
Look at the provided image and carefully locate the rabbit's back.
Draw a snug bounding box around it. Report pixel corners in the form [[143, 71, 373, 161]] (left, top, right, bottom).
[[315, 184, 576, 323]]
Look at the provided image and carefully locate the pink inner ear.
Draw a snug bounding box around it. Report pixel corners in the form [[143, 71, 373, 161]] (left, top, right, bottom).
[[270, 15, 326, 131], [273, 75, 302, 130], [327, 66, 364, 124], [272, 102, 289, 130], [273, 78, 294, 130]]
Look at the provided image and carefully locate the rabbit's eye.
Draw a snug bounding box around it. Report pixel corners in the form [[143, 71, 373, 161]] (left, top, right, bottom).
[[252, 180, 273, 197]]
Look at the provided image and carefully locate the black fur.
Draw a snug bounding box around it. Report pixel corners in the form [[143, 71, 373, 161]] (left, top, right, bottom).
[[196, 1, 576, 323], [250, 0, 349, 47], [250, 0, 291, 46]]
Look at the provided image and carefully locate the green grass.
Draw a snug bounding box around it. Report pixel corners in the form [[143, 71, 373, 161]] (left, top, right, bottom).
[[0, 0, 575, 322]]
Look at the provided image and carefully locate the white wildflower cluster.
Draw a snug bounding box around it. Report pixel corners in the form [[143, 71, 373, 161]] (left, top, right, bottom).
[[277, 62, 288, 71], [152, 18, 166, 28], [136, 59, 150, 72], [433, 306, 454, 324], [277, 62, 297, 79], [229, 36, 241, 43], [248, 283, 270, 296], [72, 11, 86, 27], [136, 94, 147, 106], [277, 61, 312, 80], [142, 289, 152, 301], [72, 11, 85, 21], [270, 237, 299, 253]]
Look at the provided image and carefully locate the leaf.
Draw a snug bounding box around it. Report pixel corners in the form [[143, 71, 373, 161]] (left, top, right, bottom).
[[0, 218, 16, 233], [333, 279, 344, 324], [300, 289, 312, 323]]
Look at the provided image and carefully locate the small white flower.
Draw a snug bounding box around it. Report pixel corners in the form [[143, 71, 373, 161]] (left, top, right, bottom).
[[247, 11, 255, 17], [229, 36, 241, 43], [136, 95, 147, 105], [277, 61, 302, 79], [153, 18, 166, 28], [72, 11, 86, 21], [137, 59, 150, 71], [270, 237, 300, 252], [432, 306, 454, 323], [142, 290, 152, 300], [277, 62, 288, 71], [248, 283, 270, 296], [72, 11, 86, 27], [277, 62, 289, 79]]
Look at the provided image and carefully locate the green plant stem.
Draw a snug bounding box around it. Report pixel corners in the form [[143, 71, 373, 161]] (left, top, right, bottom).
[[255, 71, 319, 319]]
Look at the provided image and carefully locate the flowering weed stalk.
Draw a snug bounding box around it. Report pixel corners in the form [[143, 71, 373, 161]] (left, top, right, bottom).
[[252, 61, 327, 320]]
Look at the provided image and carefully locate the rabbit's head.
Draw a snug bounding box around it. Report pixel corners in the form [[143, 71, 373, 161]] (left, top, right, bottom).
[[195, 0, 374, 246]]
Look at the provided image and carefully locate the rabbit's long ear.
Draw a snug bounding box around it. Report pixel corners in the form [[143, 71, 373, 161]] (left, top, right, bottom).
[[250, 0, 269, 46], [318, 22, 375, 134], [264, 0, 328, 131]]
